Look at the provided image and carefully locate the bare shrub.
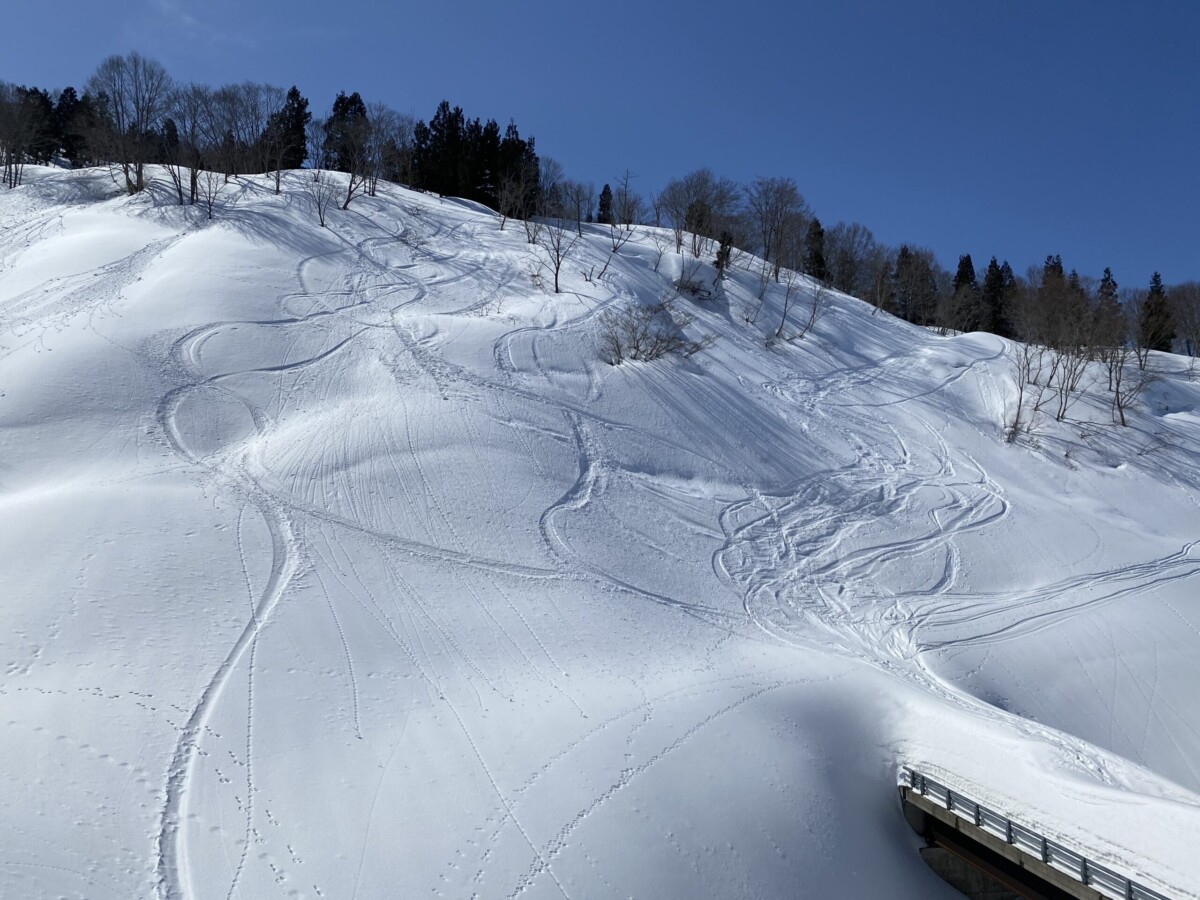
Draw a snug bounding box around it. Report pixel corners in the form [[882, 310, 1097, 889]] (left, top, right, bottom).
[[598, 295, 714, 365]]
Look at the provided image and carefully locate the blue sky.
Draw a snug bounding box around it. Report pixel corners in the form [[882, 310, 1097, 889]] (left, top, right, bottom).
[[4, 0, 1197, 286]]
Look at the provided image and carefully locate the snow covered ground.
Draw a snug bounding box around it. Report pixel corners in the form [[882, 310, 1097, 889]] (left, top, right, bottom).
[[1, 167, 1197, 899]]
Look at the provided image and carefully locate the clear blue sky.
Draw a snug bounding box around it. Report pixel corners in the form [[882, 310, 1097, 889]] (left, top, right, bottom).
[[4, 0, 1197, 286]]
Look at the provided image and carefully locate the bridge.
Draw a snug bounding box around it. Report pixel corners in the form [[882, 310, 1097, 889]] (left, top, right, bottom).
[[900, 767, 1174, 900]]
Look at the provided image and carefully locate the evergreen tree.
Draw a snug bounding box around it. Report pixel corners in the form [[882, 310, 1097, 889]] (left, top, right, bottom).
[[470, 118, 502, 207], [946, 253, 982, 332], [1037, 254, 1086, 348], [952, 253, 978, 294], [1097, 267, 1119, 306], [980, 256, 1006, 335], [496, 120, 539, 216], [596, 183, 613, 225], [323, 91, 368, 174], [1092, 267, 1123, 350], [1139, 271, 1175, 352], [997, 260, 1017, 336], [804, 217, 828, 282], [53, 87, 86, 165], [416, 100, 466, 195], [16, 87, 55, 164], [266, 86, 310, 170]]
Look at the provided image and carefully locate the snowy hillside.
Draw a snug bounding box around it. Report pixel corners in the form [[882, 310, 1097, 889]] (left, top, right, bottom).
[[1, 167, 1198, 900]]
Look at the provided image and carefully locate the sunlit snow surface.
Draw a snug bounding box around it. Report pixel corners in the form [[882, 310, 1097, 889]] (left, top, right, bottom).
[[1, 168, 1198, 899]]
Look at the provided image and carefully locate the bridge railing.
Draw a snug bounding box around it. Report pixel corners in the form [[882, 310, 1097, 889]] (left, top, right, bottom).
[[901, 766, 1173, 900]]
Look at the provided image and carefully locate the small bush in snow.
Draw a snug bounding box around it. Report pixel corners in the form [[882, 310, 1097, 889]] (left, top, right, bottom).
[[598, 296, 713, 365]]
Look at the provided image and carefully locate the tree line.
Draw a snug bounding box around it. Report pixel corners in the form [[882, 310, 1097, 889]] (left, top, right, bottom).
[[1, 52, 1196, 379], [0, 53, 543, 220]]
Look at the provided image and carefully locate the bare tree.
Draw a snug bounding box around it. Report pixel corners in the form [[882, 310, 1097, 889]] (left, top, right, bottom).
[[256, 84, 293, 194], [1123, 287, 1153, 371], [825, 221, 881, 297], [648, 227, 672, 273], [1005, 279, 1052, 439], [307, 115, 331, 174], [197, 168, 223, 220], [613, 168, 644, 228], [202, 85, 242, 182], [522, 156, 564, 243], [302, 117, 337, 225], [773, 268, 802, 338], [1169, 281, 1200, 375], [0, 83, 49, 189], [535, 217, 580, 293], [337, 114, 372, 210], [1111, 345, 1155, 426], [496, 170, 526, 231], [648, 190, 664, 228], [798, 281, 829, 340], [770, 270, 828, 341], [307, 168, 338, 227], [86, 52, 173, 193], [561, 179, 594, 235], [364, 102, 407, 197], [162, 83, 209, 205], [1007, 339, 1051, 440], [659, 168, 741, 257], [745, 176, 809, 287]]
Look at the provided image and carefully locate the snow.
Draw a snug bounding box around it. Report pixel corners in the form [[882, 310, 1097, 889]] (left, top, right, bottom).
[[1, 166, 1198, 900]]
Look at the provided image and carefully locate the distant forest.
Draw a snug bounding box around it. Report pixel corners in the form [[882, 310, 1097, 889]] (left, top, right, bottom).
[[1, 52, 1197, 380]]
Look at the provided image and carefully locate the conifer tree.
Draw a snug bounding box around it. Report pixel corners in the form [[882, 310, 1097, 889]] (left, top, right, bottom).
[[804, 217, 828, 282], [53, 87, 89, 166], [952, 254, 977, 294], [269, 86, 310, 170], [980, 256, 1006, 335], [1139, 271, 1175, 352], [945, 253, 983, 332], [1092, 267, 1124, 371], [323, 91, 368, 174], [596, 183, 613, 225]]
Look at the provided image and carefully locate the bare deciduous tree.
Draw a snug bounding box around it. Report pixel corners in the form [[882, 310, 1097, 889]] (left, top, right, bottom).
[[1005, 280, 1052, 439], [745, 176, 809, 288], [307, 168, 338, 227], [1111, 344, 1155, 426], [1169, 281, 1200, 375], [613, 169, 644, 228], [1123, 287, 1153, 371], [496, 170, 527, 232], [197, 168, 223, 220], [305, 116, 328, 173], [86, 52, 173, 193], [561, 179, 594, 235], [659, 168, 740, 257], [0, 83, 49, 189], [535, 216, 580, 293], [163, 83, 210, 205]]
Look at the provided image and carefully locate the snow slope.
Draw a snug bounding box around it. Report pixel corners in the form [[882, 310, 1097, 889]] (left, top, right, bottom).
[[1, 167, 1198, 900]]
